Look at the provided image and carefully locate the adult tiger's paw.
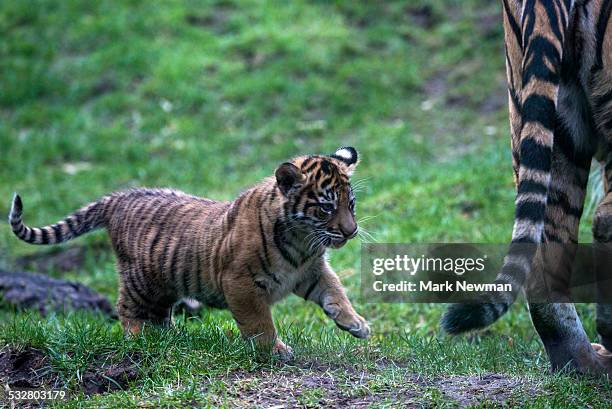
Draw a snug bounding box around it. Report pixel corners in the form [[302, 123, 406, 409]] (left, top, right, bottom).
[[324, 302, 371, 339], [591, 343, 612, 376]]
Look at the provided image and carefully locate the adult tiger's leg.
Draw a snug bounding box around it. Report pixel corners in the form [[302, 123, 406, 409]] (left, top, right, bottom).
[[594, 155, 612, 367], [526, 119, 609, 374], [589, 0, 612, 365], [529, 303, 609, 374]]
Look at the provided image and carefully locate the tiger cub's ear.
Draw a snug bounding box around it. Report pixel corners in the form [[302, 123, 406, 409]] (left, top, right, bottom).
[[331, 146, 359, 176], [275, 162, 304, 196]]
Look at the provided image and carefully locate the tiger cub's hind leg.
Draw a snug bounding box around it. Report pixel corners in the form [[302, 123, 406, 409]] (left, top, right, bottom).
[[117, 266, 174, 335]]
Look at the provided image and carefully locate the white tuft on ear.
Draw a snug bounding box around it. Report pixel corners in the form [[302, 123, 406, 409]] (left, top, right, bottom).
[[331, 146, 359, 176], [335, 148, 354, 162]]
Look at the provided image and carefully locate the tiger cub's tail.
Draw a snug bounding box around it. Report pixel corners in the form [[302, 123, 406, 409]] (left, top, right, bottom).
[[8, 193, 106, 245]]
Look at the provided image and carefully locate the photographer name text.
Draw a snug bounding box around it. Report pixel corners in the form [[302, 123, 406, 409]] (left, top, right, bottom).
[[371, 280, 512, 292]]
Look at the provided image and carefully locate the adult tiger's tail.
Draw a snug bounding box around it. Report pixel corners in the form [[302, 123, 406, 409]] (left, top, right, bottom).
[[441, 0, 572, 334], [8, 193, 106, 245]]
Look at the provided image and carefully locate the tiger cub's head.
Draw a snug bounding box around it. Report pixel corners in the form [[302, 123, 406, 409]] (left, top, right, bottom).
[[275, 147, 359, 249]]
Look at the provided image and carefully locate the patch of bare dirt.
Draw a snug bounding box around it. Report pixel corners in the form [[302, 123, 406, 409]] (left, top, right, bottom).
[[211, 365, 543, 408], [0, 346, 141, 398], [0, 347, 51, 390], [0, 347, 543, 406], [14, 243, 109, 275], [80, 355, 140, 396], [436, 373, 543, 406], [219, 369, 424, 408]]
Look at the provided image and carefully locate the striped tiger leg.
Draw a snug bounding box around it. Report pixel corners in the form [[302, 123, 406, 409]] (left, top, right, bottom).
[[117, 264, 174, 335], [294, 263, 370, 339], [223, 279, 293, 361], [528, 302, 609, 374], [590, 0, 612, 367], [594, 153, 612, 361], [526, 131, 604, 374]]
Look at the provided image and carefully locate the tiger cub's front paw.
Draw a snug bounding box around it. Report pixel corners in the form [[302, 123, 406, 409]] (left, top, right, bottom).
[[343, 313, 371, 339], [323, 302, 371, 339]]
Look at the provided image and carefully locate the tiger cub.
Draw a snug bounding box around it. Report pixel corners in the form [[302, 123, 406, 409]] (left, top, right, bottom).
[[9, 147, 370, 359]]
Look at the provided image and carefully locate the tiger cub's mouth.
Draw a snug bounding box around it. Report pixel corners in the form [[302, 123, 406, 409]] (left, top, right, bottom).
[[330, 238, 348, 249], [328, 227, 358, 249]]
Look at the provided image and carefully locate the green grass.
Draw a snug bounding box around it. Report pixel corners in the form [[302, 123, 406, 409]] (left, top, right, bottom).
[[0, 0, 610, 407]]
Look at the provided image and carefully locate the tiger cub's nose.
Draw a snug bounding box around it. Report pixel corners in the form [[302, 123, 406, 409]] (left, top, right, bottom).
[[341, 225, 358, 239]]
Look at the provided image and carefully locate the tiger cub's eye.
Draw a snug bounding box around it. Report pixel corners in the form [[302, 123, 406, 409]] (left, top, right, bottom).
[[319, 203, 334, 214]]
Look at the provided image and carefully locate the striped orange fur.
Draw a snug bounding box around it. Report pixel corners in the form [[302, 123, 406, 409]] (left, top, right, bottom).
[[443, 0, 612, 376], [9, 147, 370, 359]]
